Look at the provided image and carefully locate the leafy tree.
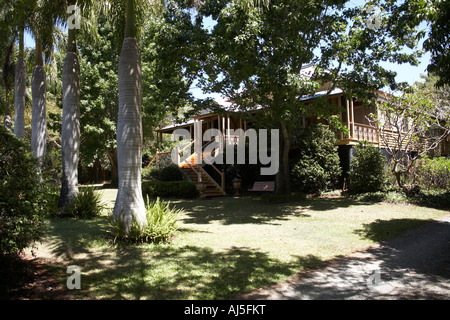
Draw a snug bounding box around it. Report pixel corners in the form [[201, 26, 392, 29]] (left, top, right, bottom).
[[424, 0, 450, 87], [199, 0, 426, 194], [367, 84, 450, 190], [76, 19, 120, 184]]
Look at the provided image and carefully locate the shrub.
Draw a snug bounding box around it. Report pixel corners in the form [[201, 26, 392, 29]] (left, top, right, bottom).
[[142, 180, 199, 199], [415, 156, 450, 190], [143, 165, 183, 182], [349, 142, 386, 194], [109, 197, 181, 243], [62, 186, 107, 219], [290, 124, 341, 195], [158, 165, 183, 181], [0, 126, 46, 255]]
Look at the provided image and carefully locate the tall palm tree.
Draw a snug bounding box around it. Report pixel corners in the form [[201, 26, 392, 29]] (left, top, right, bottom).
[[29, 0, 61, 166], [14, 26, 26, 138], [113, 0, 148, 230], [112, 0, 268, 232], [0, 0, 35, 138], [1, 38, 15, 131], [59, 0, 99, 208], [30, 31, 47, 165]]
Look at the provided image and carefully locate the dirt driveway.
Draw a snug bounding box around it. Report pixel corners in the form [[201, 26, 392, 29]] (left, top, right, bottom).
[[241, 214, 450, 300]]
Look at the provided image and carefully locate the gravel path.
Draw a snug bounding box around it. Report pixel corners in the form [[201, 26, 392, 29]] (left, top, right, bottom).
[[241, 214, 450, 300]]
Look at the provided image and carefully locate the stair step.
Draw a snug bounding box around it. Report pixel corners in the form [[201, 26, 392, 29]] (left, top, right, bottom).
[[180, 165, 226, 197]]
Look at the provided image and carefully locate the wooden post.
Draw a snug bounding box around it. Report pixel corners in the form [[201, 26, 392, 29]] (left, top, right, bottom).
[[227, 115, 231, 144], [222, 116, 226, 146], [221, 169, 225, 192], [346, 98, 351, 138], [338, 96, 343, 140], [175, 146, 180, 166], [350, 98, 355, 139]]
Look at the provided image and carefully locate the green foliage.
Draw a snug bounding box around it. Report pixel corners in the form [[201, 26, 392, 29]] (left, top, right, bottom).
[[77, 21, 119, 178], [0, 126, 45, 255], [147, 165, 184, 182], [424, 0, 450, 87], [142, 180, 199, 199], [290, 124, 342, 195], [350, 189, 449, 210], [109, 197, 181, 243], [415, 156, 450, 190], [62, 186, 107, 219], [349, 142, 386, 194]]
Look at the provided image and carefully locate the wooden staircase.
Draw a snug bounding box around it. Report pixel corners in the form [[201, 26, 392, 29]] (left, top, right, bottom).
[[179, 153, 226, 197]]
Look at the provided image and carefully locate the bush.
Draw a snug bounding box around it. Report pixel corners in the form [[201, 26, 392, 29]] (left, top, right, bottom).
[[62, 186, 107, 219], [349, 142, 386, 194], [143, 165, 183, 182], [142, 180, 199, 199], [109, 197, 181, 243], [290, 124, 341, 195], [415, 156, 450, 190], [158, 165, 183, 181], [0, 126, 46, 255]]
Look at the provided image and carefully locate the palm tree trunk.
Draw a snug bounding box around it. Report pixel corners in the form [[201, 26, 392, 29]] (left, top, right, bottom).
[[31, 37, 47, 167], [14, 28, 26, 139], [3, 39, 14, 131], [59, 26, 80, 208], [113, 0, 146, 231]]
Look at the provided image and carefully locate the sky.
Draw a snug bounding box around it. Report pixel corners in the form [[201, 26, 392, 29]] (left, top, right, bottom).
[[23, 1, 432, 101]]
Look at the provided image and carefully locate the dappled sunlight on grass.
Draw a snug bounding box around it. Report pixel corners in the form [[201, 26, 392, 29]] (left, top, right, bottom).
[[29, 190, 449, 299]]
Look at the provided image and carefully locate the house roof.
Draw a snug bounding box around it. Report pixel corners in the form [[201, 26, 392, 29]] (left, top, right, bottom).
[[156, 64, 345, 133]]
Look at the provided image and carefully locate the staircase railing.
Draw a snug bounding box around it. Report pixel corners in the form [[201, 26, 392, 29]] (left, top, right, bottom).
[[145, 149, 172, 169], [147, 139, 226, 192]]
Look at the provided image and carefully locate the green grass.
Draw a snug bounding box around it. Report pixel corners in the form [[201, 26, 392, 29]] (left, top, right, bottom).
[[29, 189, 449, 300]]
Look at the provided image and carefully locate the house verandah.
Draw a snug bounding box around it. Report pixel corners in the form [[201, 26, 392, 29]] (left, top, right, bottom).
[[150, 92, 449, 197]]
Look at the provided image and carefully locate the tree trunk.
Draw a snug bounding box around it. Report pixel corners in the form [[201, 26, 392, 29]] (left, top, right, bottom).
[[107, 149, 119, 186], [275, 121, 291, 194], [113, 35, 146, 231], [59, 26, 81, 208], [14, 28, 26, 138], [3, 39, 14, 131], [31, 38, 47, 167], [14, 58, 26, 138]]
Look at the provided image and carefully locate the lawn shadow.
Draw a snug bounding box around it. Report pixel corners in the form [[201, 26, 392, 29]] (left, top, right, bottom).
[[304, 196, 369, 212], [353, 217, 450, 299], [34, 216, 323, 300], [354, 218, 435, 243], [242, 217, 450, 300], [172, 196, 310, 225], [39, 240, 321, 299]]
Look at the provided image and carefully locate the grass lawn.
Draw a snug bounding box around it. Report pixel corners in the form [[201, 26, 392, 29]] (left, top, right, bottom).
[[29, 189, 449, 300]]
